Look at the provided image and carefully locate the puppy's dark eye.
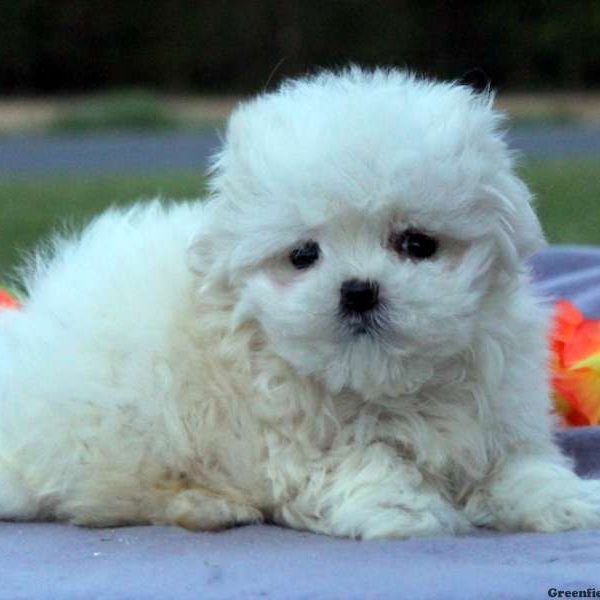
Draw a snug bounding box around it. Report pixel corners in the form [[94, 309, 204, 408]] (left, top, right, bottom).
[[391, 229, 438, 260], [289, 241, 320, 270]]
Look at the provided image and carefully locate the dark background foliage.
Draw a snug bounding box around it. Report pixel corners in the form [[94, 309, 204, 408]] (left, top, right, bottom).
[[1, 0, 599, 95]]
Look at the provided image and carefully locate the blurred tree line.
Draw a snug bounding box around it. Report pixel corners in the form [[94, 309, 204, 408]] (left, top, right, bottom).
[[1, 0, 599, 94]]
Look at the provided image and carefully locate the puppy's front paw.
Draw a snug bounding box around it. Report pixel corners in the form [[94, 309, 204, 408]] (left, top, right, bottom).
[[466, 458, 600, 533], [356, 499, 473, 540], [500, 481, 600, 533], [279, 490, 472, 539], [529, 480, 600, 532], [164, 490, 263, 531]]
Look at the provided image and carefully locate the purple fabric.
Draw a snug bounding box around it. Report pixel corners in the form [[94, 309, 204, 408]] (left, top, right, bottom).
[[530, 245, 600, 318], [1, 246, 600, 600]]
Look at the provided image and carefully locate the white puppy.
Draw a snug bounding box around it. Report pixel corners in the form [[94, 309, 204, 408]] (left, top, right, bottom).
[[1, 67, 599, 538]]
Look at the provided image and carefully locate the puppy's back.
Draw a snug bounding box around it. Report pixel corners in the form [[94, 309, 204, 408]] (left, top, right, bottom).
[[0, 200, 204, 454]]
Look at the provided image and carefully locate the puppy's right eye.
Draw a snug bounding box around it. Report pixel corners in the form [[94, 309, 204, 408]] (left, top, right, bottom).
[[390, 229, 438, 260], [289, 241, 320, 270]]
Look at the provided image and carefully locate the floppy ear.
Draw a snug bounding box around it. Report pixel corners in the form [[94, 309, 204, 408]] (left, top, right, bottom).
[[186, 198, 294, 286], [486, 174, 546, 272], [186, 202, 235, 287]]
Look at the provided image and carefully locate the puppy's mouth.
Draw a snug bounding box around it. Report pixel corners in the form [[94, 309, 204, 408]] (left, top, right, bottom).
[[339, 306, 388, 338]]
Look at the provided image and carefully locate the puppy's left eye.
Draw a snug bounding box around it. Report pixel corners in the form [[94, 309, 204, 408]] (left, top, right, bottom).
[[391, 229, 438, 260], [289, 241, 320, 270]]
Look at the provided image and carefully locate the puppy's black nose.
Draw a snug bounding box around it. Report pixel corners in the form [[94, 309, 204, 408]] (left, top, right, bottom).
[[340, 279, 380, 313]]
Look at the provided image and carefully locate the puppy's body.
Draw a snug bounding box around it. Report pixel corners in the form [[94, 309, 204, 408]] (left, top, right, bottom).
[[1, 68, 599, 538]]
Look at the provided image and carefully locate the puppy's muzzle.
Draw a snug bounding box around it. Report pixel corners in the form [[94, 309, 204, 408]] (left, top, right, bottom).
[[340, 279, 380, 314]]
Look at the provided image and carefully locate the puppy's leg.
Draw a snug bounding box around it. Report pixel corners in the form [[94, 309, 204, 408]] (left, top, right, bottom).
[[0, 462, 40, 521], [465, 453, 600, 532], [466, 310, 600, 533], [274, 443, 471, 539], [163, 489, 263, 531], [65, 477, 263, 531]]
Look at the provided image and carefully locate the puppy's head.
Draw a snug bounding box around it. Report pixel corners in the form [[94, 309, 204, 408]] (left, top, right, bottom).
[[191, 67, 544, 399]]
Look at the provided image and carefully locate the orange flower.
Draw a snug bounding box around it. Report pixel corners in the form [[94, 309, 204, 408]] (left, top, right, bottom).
[[0, 287, 21, 313], [550, 300, 600, 427]]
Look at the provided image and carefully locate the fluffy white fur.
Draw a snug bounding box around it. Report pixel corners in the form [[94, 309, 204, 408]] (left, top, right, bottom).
[[1, 67, 599, 538]]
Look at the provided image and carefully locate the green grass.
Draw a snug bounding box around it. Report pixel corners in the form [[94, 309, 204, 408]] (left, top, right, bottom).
[[519, 158, 600, 245], [0, 158, 599, 282], [507, 112, 578, 127], [50, 90, 181, 133], [0, 170, 206, 280]]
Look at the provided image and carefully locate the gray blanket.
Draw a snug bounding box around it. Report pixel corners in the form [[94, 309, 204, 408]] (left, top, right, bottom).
[[1, 246, 599, 600]]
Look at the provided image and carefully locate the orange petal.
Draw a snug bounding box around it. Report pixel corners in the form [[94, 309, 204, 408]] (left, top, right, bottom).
[[551, 300, 582, 343], [552, 367, 600, 426], [0, 288, 21, 311], [550, 300, 583, 363], [565, 321, 600, 369]]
